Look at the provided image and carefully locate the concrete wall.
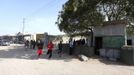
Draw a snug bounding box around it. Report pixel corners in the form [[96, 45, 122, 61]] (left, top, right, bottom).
[[103, 36, 125, 48], [121, 46, 134, 65], [62, 44, 94, 57], [94, 24, 126, 36]]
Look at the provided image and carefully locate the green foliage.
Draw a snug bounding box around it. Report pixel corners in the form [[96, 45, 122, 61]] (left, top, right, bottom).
[[56, 0, 134, 35], [127, 25, 134, 35], [98, 0, 134, 21], [56, 0, 104, 34]]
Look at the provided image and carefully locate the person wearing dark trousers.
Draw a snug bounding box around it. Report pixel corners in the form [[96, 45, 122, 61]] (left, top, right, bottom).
[[33, 40, 36, 49], [58, 41, 63, 57], [25, 40, 29, 50], [69, 46, 74, 55], [47, 41, 54, 59], [69, 39, 74, 55]]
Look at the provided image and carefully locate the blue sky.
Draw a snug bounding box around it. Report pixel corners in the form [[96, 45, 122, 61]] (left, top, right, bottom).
[[0, 0, 68, 35]]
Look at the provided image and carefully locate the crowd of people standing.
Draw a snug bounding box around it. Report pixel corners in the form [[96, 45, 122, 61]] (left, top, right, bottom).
[[24, 40, 36, 50]]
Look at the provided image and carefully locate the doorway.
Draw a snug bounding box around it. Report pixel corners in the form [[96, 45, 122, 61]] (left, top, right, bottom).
[[95, 37, 103, 55], [127, 39, 132, 45]]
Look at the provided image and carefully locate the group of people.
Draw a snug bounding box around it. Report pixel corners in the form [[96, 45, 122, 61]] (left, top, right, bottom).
[[73, 39, 87, 46], [68, 38, 88, 55], [24, 39, 63, 59], [36, 40, 54, 59], [24, 38, 88, 59], [24, 40, 36, 50], [24, 37, 86, 59]]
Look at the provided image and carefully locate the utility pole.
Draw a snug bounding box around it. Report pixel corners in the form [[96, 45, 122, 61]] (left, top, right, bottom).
[[22, 18, 25, 42], [22, 18, 25, 35]]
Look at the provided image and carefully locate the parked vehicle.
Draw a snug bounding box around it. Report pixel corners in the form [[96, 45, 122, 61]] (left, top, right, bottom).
[[0, 40, 10, 46]]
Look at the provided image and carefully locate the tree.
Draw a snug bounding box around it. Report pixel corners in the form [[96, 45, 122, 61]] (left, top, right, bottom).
[[56, 0, 134, 47], [127, 25, 134, 35], [97, 0, 134, 35], [97, 0, 134, 21], [56, 0, 104, 47]]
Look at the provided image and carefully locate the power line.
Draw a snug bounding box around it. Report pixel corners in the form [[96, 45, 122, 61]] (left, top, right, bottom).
[[22, 0, 65, 34], [22, 0, 58, 34], [27, 0, 58, 18]]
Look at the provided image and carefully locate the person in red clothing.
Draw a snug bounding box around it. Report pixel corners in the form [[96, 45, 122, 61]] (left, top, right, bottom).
[[47, 41, 54, 59], [37, 40, 44, 58]]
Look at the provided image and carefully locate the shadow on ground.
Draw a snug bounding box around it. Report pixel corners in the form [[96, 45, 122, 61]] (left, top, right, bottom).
[[0, 45, 131, 66], [88, 56, 130, 66], [0, 46, 76, 62]]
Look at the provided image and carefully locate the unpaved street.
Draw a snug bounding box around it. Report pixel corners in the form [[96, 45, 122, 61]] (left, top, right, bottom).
[[0, 44, 133, 75]]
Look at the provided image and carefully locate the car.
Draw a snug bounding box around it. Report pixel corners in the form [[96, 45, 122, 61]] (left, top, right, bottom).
[[0, 40, 3, 46], [0, 40, 10, 46]]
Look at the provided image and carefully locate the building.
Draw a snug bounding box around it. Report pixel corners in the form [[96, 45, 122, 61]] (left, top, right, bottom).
[[93, 20, 128, 55]]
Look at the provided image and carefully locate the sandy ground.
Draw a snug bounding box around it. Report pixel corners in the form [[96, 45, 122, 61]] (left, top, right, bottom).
[[0, 44, 134, 75]]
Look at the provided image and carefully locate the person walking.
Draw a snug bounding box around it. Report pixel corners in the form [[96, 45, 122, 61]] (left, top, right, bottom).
[[25, 40, 29, 50], [47, 41, 54, 59], [69, 39, 74, 55], [37, 40, 44, 58], [33, 40, 36, 50], [58, 41, 63, 57], [30, 40, 33, 49]]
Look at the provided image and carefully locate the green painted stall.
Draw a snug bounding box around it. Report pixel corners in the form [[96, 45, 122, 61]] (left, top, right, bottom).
[[103, 36, 125, 48]]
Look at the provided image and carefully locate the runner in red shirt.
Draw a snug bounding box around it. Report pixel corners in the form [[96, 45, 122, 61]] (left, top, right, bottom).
[[37, 40, 44, 58], [47, 41, 54, 59]]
